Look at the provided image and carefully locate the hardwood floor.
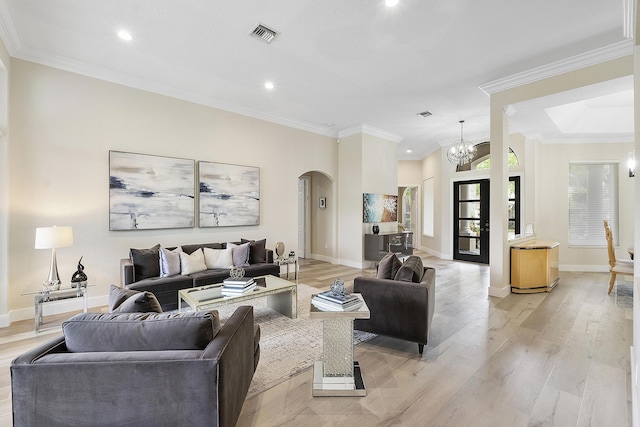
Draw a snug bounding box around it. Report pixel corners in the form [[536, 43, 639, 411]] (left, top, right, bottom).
[[0, 253, 632, 426]]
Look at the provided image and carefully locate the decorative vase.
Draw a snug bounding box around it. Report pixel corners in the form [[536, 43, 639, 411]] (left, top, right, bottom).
[[372, 223, 379, 234]]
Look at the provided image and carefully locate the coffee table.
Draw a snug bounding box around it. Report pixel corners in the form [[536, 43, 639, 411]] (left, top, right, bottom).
[[178, 275, 297, 319]]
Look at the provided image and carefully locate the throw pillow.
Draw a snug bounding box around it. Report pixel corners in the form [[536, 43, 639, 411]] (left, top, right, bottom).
[[113, 291, 163, 313], [129, 244, 161, 282], [394, 255, 424, 283], [241, 238, 267, 264], [180, 248, 207, 275], [203, 247, 234, 269], [108, 285, 139, 312], [63, 311, 220, 352], [377, 252, 402, 279], [227, 242, 250, 267], [159, 246, 182, 277]]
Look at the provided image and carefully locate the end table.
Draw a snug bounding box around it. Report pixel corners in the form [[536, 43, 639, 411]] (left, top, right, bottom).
[[22, 284, 93, 332]]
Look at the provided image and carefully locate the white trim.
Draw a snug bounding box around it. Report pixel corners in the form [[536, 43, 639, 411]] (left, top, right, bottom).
[[488, 284, 511, 298], [0, 1, 21, 55], [309, 253, 336, 264], [338, 124, 403, 143], [631, 346, 639, 427], [479, 40, 634, 95]]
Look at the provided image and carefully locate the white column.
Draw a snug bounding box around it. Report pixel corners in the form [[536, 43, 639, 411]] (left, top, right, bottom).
[[488, 105, 511, 297]]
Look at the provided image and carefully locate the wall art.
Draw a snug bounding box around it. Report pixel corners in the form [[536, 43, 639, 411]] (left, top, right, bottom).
[[109, 151, 195, 230], [199, 161, 260, 227], [363, 193, 398, 223]]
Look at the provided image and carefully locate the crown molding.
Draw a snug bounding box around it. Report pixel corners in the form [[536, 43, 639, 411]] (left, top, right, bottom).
[[13, 47, 340, 139], [479, 40, 634, 95], [0, 1, 21, 55], [338, 124, 403, 143]]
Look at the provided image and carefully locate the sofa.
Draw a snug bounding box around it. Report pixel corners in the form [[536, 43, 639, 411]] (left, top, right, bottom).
[[11, 306, 259, 427], [353, 254, 435, 355], [121, 239, 280, 311]]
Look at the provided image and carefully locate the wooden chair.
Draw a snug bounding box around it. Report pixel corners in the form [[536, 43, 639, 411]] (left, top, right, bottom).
[[604, 220, 634, 294]]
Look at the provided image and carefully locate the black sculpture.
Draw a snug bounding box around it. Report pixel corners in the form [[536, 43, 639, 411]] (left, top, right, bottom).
[[71, 256, 88, 287]]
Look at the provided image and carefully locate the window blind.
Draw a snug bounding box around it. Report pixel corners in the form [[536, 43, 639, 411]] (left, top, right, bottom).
[[568, 162, 618, 246]]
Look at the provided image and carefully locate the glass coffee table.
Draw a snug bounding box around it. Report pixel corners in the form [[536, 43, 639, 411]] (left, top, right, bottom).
[[178, 275, 297, 319]]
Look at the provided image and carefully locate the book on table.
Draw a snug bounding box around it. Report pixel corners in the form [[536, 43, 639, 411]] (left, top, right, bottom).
[[222, 284, 257, 295], [311, 295, 362, 312], [222, 277, 255, 288], [314, 290, 359, 305]]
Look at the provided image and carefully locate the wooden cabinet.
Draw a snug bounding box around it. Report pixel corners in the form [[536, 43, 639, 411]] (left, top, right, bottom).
[[510, 240, 559, 293], [364, 232, 413, 261]]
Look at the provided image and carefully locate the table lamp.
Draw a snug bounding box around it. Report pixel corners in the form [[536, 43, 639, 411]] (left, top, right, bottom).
[[35, 226, 74, 290]]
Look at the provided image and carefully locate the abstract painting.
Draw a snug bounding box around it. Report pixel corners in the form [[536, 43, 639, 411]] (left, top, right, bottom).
[[109, 151, 195, 230], [199, 161, 260, 227], [363, 193, 398, 223]]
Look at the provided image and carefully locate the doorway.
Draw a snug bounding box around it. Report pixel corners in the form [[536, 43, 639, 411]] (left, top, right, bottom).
[[453, 179, 490, 264]]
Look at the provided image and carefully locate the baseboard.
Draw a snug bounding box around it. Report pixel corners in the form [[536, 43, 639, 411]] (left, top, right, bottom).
[[488, 284, 511, 298], [417, 246, 447, 259], [309, 253, 335, 264], [560, 264, 609, 272], [7, 294, 109, 325]]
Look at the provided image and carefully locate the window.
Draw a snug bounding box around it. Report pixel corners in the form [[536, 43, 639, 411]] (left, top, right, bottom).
[[568, 162, 619, 246], [508, 176, 520, 238]]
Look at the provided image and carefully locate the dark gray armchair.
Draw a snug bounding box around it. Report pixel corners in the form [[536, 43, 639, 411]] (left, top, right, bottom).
[[11, 306, 258, 427], [354, 265, 435, 355]]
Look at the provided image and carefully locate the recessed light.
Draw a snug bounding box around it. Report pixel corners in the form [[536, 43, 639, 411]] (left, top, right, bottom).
[[385, 0, 399, 7], [117, 30, 133, 41], [264, 81, 275, 90], [406, 149, 412, 153]]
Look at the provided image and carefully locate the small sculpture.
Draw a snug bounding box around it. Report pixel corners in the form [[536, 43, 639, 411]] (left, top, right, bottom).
[[71, 256, 88, 287], [229, 266, 245, 280], [330, 278, 346, 296]]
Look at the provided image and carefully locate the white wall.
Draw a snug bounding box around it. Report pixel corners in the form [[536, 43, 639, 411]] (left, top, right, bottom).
[[6, 59, 338, 321]]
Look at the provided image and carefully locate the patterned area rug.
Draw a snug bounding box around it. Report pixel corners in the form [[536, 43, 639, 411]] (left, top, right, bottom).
[[616, 281, 633, 309], [216, 283, 376, 398]]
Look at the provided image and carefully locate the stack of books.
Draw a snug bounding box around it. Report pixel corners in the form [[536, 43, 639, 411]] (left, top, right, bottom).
[[222, 277, 256, 296], [311, 290, 362, 312]]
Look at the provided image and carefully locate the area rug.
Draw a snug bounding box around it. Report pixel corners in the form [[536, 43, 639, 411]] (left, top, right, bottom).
[[616, 281, 633, 309], [216, 283, 376, 398]]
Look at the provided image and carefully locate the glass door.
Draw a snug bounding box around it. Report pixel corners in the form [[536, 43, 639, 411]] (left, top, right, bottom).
[[453, 179, 490, 264]]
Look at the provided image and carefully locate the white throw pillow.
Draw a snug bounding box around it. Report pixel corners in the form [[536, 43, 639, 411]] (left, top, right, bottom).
[[159, 246, 182, 277], [180, 249, 207, 275], [204, 247, 233, 269]]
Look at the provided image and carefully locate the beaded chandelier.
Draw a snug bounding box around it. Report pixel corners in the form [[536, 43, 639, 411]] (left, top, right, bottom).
[[447, 120, 477, 167]]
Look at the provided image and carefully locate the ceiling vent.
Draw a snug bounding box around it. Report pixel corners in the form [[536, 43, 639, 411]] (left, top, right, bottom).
[[417, 111, 433, 118], [250, 23, 278, 43]]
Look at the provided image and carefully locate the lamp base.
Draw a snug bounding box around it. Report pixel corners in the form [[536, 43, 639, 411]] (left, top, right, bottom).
[[42, 280, 60, 292]]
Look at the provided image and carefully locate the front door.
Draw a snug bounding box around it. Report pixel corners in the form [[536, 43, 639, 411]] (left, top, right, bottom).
[[453, 179, 490, 264]]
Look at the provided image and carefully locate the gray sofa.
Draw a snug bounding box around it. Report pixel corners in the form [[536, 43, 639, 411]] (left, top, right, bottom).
[[11, 306, 259, 427], [121, 240, 280, 311], [353, 254, 435, 355]]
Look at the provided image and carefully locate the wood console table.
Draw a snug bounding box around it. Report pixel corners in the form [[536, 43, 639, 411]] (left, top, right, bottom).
[[510, 240, 559, 293]]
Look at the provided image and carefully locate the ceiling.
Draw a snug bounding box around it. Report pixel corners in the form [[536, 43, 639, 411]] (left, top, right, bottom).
[[0, 0, 633, 160]]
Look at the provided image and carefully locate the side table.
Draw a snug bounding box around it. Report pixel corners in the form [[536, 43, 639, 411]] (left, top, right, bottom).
[[22, 284, 93, 332], [309, 293, 370, 396], [274, 256, 298, 282]]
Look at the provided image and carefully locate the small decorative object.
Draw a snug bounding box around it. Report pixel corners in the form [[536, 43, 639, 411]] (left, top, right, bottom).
[[289, 251, 295, 258], [42, 279, 60, 292], [71, 256, 88, 288], [275, 242, 285, 259], [229, 266, 246, 280], [372, 223, 380, 234], [330, 278, 346, 296]]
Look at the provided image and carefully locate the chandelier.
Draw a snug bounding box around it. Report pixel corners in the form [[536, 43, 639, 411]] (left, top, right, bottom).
[[447, 120, 477, 166]]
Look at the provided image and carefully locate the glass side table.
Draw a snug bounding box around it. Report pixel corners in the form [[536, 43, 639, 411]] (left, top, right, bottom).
[[309, 294, 370, 396], [274, 257, 298, 282], [22, 284, 93, 333]]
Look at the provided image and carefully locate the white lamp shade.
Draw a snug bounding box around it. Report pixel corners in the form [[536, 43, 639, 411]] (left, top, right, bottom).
[[35, 226, 74, 249]]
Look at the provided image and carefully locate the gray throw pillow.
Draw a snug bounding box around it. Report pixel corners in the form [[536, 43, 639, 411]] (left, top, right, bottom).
[[394, 255, 424, 283], [108, 285, 139, 312], [63, 311, 220, 352], [377, 252, 402, 279], [227, 242, 250, 266], [113, 291, 163, 313], [159, 246, 182, 277], [129, 244, 161, 282], [241, 238, 267, 264]]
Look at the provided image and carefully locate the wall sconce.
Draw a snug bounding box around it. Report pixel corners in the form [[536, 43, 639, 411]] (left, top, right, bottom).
[[628, 150, 635, 177]]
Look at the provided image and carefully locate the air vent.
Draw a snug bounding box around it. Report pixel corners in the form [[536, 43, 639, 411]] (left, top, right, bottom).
[[417, 111, 432, 118], [250, 23, 278, 43]]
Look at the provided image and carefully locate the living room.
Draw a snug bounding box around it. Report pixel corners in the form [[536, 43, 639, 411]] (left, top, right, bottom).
[[0, 1, 639, 426]]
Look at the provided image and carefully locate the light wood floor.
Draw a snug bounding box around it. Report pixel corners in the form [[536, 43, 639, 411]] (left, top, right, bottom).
[[0, 253, 632, 426]]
